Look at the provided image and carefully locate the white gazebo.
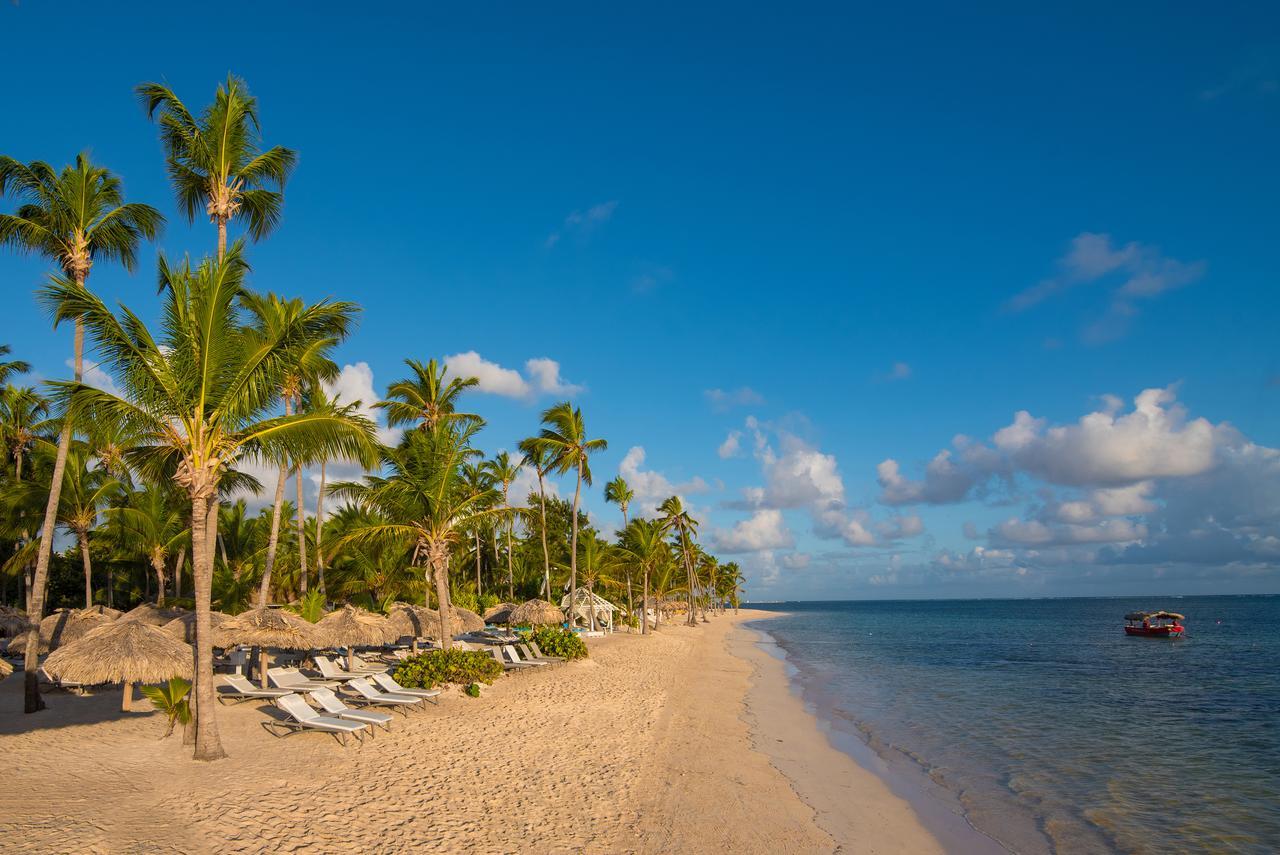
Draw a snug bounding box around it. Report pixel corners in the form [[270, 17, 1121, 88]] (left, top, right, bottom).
[[559, 589, 617, 634]]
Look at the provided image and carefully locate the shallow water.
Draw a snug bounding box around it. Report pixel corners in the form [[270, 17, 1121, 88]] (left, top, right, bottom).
[[748, 596, 1280, 854]]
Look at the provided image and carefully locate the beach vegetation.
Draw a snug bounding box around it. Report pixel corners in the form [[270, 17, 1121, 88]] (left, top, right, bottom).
[[525, 625, 588, 661], [392, 648, 503, 689]]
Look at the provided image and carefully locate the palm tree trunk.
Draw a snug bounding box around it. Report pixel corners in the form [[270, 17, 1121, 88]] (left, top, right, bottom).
[[174, 550, 185, 600], [642, 568, 650, 635], [430, 546, 453, 650], [569, 459, 582, 628], [474, 530, 482, 598], [536, 473, 551, 599], [681, 529, 697, 627], [294, 460, 307, 596], [22, 314, 84, 713], [258, 467, 290, 607], [506, 504, 514, 602], [217, 218, 227, 261], [152, 555, 167, 607], [315, 459, 327, 599], [80, 532, 93, 608], [190, 492, 226, 760]]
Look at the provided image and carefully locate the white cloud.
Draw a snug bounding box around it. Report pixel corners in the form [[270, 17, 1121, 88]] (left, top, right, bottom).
[[780, 552, 810, 569], [70, 359, 122, 398], [618, 446, 709, 515], [993, 517, 1148, 546], [323, 361, 401, 445], [885, 361, 912, 381], [715, 509, 795, 553], [440, 352, 581, 401], [877, 436, 1004, 506], [704, 387, 765, 411], [545, 200, 619, 247], [718, 430, 743, 459]]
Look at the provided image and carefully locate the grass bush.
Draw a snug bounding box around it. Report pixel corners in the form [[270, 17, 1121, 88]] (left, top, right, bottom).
[[392, 648, 503, 689], [524, 625, 588, 661]]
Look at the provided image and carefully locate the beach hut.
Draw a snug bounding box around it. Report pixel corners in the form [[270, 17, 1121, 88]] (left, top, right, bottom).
[[41, 620, 193, 711], [510, 599, 565, 627], [216, 607, 318, 688], [120, 603, 187, 626], [161, 610, 233, 644], [560, 589, 617, 633], [316, 605, 397, 669]]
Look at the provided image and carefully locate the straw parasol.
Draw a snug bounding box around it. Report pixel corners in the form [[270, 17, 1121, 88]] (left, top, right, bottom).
[[162, 611, 234, 644], [120, 603, 188, 626], [386, 603, 439, 651], [452, 607, 485, 634], [484, 602, 517, 625], [510, 599, 565, 627], [316, 605, 397, 669], [42, 620, 193, 711], [81, 604, 124, 620], [215, 607, 318, 687], [0, 606, 31, 638], [28, 608, 115, 652], [0, 657, 11, 680]]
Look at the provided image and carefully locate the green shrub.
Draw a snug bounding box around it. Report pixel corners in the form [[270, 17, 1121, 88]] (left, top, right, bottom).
[[393, 648, 503, 689], [140, 677, 191, 738], [450, 590, 479, 612], [477, 592, 500, 613], [465, 682, 481, 698], [524, 625, 588, 661]]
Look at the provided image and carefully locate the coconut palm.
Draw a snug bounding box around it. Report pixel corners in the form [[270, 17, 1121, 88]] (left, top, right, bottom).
[[306, 386, 365, 600], [375, 358, 482, 432], [0, 386, 47, 481], [0, 345, 30, 387], [658, 496, 701, 627], [57, 445, 123, 608], [0, 153, 162, 713], [107, 487, 189, 607], [620, 518, 668, 634], [603, 476, 636, 620], [331, 420, 502, 649], [39, 243, 377, 759], [531, 402, 606, 629], [241, 293, 357, 606], [136, 75, 296, 260], [517, 438, 556, 598], [461, 461, 495, 597], [484, 451, 522, 600]]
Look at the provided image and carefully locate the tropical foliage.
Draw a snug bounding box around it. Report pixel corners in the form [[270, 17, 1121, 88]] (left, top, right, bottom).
[[392, 648, 503, 689]]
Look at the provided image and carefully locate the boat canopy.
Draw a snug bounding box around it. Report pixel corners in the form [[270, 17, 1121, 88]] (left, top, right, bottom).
[[1124, 612, 1150, 621], [1124, 610, 1184, 621]]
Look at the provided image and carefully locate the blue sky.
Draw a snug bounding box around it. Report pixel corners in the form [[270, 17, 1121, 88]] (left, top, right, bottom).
[[2, 2, 1277, 599]]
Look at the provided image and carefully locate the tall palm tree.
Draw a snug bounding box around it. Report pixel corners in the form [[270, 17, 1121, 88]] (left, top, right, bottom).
[[484, 451, 522, 600], [533, 402, 606, 627], [621, 518, 667, 635], [461, 461, 495, 598], [305, 387, 364, 600], [0, 386, 47, 481], [375, 358, 482, 432], [136, 75, 296, 261], [0, 345, 31, 386], [331, 420, 501, 648], [603, 476, 636, 622], [658, 495, 700, 627], [57, 444, 122, 608], [0, 153, 162, 713], [106, 486, 188, 607], [41, 243, 376, 759], [242, 293, 356, 606], [517, 439, 556, 599]]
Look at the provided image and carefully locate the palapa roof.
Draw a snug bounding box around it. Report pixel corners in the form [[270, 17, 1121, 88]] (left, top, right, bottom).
[[316, 605, 397, 648], [484, 602, 517, 624], [12, 609, 116, 653], [43, 620, 193, 686], [510, 599, 565, 626], [452, 607, 485, 633], [162, 611, 234, 644], [0, 607, 31, 638], [120, 603, 189, 626], [81, 604, 124, 620], [214, 607, 318, 650], [387, 604, 440, 638], [1125, 610, 1186, 621], [0, 657, 11, 680]]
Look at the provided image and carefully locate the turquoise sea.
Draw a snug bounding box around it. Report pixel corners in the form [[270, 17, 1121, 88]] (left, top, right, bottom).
[[747, 596, 1279, 854]]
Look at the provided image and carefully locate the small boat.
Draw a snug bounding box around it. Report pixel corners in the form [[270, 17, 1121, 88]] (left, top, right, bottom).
[[1124, 611, 1185, 638]]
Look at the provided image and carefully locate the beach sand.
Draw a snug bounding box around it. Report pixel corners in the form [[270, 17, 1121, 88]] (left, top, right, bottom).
[[0, 610, 941, 853]]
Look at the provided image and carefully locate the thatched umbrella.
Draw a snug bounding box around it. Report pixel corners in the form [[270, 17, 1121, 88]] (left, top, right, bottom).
[[386, 604, 439, 652], [42, 620, 193, 711], [316, 605, 397, 669], [484, 602, 517, 625], [215, 607, 318, 688], [510, 599, 565, 627], [81, 604, 124, 620], [0, 606, 31, 638], [162, 611, 233, 644], [40, 608, 114, 650], [0, 657, 11, 681], [120, 603, 188, 626], [453, 607, 485, 634]]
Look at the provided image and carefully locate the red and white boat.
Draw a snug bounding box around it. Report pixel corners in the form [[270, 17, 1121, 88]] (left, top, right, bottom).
[[1123, 611, 1185, 638]]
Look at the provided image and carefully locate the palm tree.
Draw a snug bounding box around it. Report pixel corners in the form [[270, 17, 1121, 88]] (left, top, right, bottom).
[[57, 444, 122, 608], [306, 387, 364, 600], [331, 420, 501, 648], [0, 153, 162, 713], [107, 487, 188, 607], [621, 518, 667, 635], [484, 451, 522, 600], [658, 496, 700, 627], [0, 386, 47, 481], [0, 345, 30, 386], [603, 476, 636, 622], [136, 75, 296, 261], [242, 293, 356, 607], [517, 439, 556, 598], [532, 402, 606, 627], [375, 358, 482, 431], [461, 461, 495, 598], [41, 243, 376, 759]]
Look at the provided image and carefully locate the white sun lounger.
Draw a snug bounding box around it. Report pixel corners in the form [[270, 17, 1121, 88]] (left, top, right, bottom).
[[371, 672, 442, 702], [516, 643, 560, 665], [263, 693, 369, 746], [313, 656, 364, 682], [307, 688, 393, 733], [489, 647, 536, 671], [503, 644, 549, 666], [343, 677, 425, 714], [218, 674, 294, 705], [527, 641, 566, 662], [346, 653, 388, 673], [268, 667, 342, 691]]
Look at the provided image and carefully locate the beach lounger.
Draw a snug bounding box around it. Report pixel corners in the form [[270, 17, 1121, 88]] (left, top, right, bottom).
[[307, 688, 394, 733], [313, 656, 365, 682], [488, 647, 536, 671], [527, 641, 565, 662], [517, 643, 560, 664], [268, 667, 342, 691], [347, 653, 388, 673], [371, 672, 442, 702], [343, 677, 425, 714], [262, 693, 368, 746], [503, 644, 548, 666], [218, 674, 294, 705]]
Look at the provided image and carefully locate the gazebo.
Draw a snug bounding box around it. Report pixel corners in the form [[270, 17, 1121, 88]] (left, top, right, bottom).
[[560, 589, 617, 633]]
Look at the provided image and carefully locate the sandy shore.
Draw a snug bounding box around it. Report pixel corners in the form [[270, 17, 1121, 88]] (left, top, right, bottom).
[[0, 611, 940, 853]]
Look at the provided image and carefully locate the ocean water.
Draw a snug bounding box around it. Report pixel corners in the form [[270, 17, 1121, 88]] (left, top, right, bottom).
[[747, 596, 1280, 854]]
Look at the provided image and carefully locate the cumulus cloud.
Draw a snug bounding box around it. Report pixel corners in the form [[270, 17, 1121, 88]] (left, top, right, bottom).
[[881, 361, 912, 382], [715, 509, 795, 553], [70, 359, 122, 398], [992, 517, 1148, 546], [545, 200, 618, 248], [441, 352, 582, 400], [1006, 232, 1205, 343], [878, 436, 1005, 505], [618, 446, 709, 516], [704, 387, 765, 411], [781, 552, 811, 569], [718, 430, 743, 459]]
